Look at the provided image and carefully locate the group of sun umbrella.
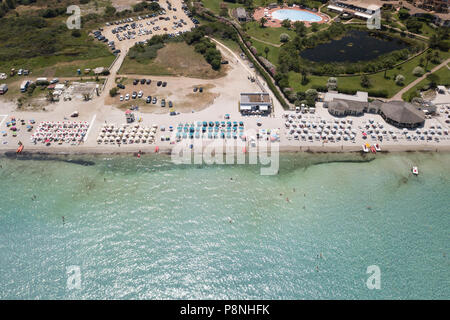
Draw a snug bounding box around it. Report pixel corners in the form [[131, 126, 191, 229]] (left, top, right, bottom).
[[30, 121, 89, 145], [361, 120, 449, 142], [284, 113, 357, 142], [171, 121, 247, 141], [3, 118, 35, 138], [97, 123, 158, 145]]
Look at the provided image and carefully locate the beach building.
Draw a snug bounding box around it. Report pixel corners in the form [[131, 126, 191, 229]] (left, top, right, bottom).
[[412, 0, 448, 13], [0, 84, 8, 94], [323, 91, 371, 116], [328, 0, 381, 19], [379, 101, 425, 128], [239, 92, 272, 115]]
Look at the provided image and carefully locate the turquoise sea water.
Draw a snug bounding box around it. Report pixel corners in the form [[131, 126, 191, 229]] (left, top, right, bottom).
[[0, 152, 449, 299]]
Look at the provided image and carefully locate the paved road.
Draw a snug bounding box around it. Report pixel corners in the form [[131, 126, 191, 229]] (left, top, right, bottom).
[[389, 58, 450, 101]]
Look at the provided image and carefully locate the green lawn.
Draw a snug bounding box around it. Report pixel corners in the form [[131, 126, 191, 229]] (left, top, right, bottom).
[[250, 39, 281, 66], [402, 63, 450, 101], [0, 16, 115, 78], [244, 21, 297, 45], [119, 42, 226, 79], [200, 0, 242, 15], [288, 49, 450, 98]]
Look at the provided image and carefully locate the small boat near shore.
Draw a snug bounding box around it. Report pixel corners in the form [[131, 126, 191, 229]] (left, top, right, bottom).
[[375, 143, 381, 152], [362, 144, 369, 153], [412, 166, 419, 176]]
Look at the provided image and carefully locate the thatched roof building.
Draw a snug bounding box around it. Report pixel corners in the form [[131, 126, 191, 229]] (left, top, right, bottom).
[[326, 100, 368, 116], [379, 101, 425, 128]]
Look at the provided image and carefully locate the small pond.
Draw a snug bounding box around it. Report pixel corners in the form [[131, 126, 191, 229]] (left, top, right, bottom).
[[300, 30, 408, 63]]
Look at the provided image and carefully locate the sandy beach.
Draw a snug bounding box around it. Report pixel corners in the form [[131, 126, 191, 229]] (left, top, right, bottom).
[[1, 0, 449, 158]]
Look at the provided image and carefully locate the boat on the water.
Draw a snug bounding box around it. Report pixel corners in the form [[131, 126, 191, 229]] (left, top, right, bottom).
[[375, 143, 381, 152], [370, 145, 376, 153], [412, 166, 419, 176], [362, 144, 369, 153]]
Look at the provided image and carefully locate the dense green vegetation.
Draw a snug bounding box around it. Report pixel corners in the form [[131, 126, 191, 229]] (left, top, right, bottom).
[[126, 22, 237, 72], [128, 35, 168, 63], [0, 14, 113, 74], [402, 63, 450, 101]]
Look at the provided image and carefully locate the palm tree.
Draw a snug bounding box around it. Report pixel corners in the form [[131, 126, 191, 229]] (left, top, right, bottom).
[[260, 17, 267, 28], [264, 46, 270, 58], [425, 51, 432, 71], [383, 60, 393, 79]]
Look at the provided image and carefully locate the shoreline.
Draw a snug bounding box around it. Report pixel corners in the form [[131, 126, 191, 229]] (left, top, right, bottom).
[[2, 144, 450, 157]]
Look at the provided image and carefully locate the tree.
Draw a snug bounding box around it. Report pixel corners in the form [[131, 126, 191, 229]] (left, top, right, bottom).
[[310, 23, 319, 32], [305, 89, 318, 106], [360, 74, 371, 88], [104, 5, 116, 16], [259, 17, 267, 28], [413, 66, 425, 77], [426, 73, 440, 88], [424, 51, 432, 71], [395, 74, 405, 86], [429, 34, 440, 49], [281, 19, 291, 29], [398, 8, 410, 20], [264, 46, 270, 58], [293, 21, 307, 37], [109, 87, 118, 97], [383, 60, 394, 79], [280, 33, 290, 43], [71, 29, 81, 37], [405, 18, 422, 34], [299, 66, 309, 85]]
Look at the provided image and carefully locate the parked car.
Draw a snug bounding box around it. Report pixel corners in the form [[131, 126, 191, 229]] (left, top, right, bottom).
[[146, 96, 152, 103], [146, 79, 151, 85], [117, 83, 125, 89], [140, 79, 146, 84], [168, 101, 173, 108], [152, 97, 157, 104], [157, 81, 162, 87], [132, 91, 137, 99], [138, 91, 143, 98], [125, 94, 130, 100], [120, 95, 124, 101], [162, 82, 167, 87], [133, 79, 139, 85], [199, 87, 203, 93], [161, 99, 166, 107], [193, 87, 198, 92]]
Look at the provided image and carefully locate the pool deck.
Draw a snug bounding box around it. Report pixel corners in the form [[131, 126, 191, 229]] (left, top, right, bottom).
[[253, 5, 330, 28]]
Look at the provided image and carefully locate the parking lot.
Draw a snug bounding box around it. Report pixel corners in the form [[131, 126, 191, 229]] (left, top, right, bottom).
[[96, 0, 197, 56], [106, 73, 224, 115]]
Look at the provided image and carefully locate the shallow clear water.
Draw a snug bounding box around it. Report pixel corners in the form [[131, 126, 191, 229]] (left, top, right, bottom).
[[272, 9, 322, 22], [0, 153, 449, 299]]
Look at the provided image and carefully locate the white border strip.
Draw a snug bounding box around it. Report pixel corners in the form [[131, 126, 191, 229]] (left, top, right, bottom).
[[0, 114, 8, 128], [84, 114, 96, 142]]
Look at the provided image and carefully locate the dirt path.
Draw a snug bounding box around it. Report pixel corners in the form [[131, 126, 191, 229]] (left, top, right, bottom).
[[389, 58, 450, 101]]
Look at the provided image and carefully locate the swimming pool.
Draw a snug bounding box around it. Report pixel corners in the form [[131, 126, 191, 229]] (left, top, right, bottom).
[[272, 9, 322, 22]]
